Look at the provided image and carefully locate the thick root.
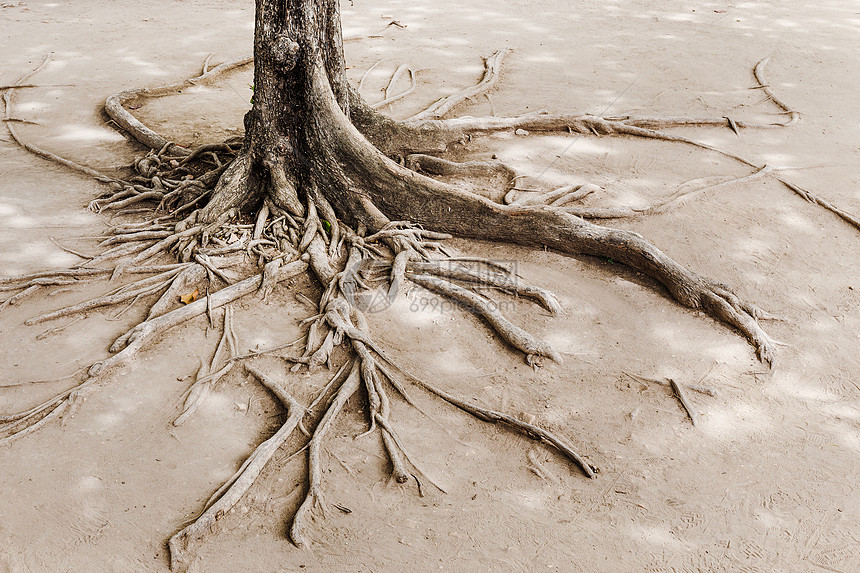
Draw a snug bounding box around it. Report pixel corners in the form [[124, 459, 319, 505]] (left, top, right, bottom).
[[299, 56, 778, 364], [405, 153, 516, 182], [407, 259, 562, 314], [105, 55, 253, 155], [290, 360, 361, 548], [148, 264, 208, 319], [168, 364, 305, 573], [407, 49, 510, 121], [408, 273, 562, 365], [25, 266, 187, 324]]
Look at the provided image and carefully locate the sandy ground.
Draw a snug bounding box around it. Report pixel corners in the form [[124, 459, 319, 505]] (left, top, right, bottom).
[[1, 1, 859, 571]]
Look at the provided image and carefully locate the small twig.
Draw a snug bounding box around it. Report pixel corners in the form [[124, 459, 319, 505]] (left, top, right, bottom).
[[343, 20, 404, 42], [688, 385, 717, 397], [35, 316, 85, 340], [485, 93, 496, 117], [622, 372, 703, 426], [228, 337, 305, 362], [2, 117, 39, 125], [358, 59, 384, 92], [0, 83, 75, 90], [205, 286, 214, 328], [669, 379, 700, 427], [49, 237, 94, 260], [295, 292, 317, 308], [111, 292, 147, 319]]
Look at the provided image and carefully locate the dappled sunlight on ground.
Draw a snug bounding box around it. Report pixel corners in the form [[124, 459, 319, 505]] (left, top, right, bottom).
[[14, 100, 51, 114], [495, 486, 553, 512], [433, 347, 477, 375], [53, 124, 126, 144], [824, 402, 860, 421], [626, 523, 689, 550], [121, 56, 171, 77], [0, 239, 82, 271], [91, 410, 126, 432], [777, 208, 818, 232], [769, 368, 849, 403], [699, 401, 774, 439], [830, 421, 860, 452], [387, 289, 439, 327], [543, 329, 595, 358]]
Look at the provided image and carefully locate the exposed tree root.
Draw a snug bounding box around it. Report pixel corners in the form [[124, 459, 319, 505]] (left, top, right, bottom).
[[407, 259, 561, 313], [407, 49, 510, 121], [408, 273, 562, 365], [1, 261, 307, 447], [391, 363, 597, 479], [173, 305, 239, 426], [168, 362, 305, 572], [104, 55, 253, 155], [3, 55, 122, 183], [25, 265, 187, 324], [504, 166, 776, 220], [405, 152, 517, 182], [289, 359, 360, 548], [370, 64, 416, 110], [4, 15, 855, 570], [780, 179, 860, 230], [362, 55, 857, 231]]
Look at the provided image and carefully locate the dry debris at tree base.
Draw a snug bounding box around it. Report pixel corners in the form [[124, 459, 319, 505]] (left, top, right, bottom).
[[1, 17, 857, 570]]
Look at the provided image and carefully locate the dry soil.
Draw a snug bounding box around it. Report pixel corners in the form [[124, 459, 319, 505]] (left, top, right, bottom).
[[1, 1, 859, 572]]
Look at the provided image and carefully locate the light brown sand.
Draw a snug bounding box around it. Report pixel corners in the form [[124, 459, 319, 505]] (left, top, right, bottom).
[[1, 1, 858, 571]]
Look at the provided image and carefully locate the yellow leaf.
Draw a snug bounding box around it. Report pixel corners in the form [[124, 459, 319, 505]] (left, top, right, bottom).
[[180, 288, 199, 305]]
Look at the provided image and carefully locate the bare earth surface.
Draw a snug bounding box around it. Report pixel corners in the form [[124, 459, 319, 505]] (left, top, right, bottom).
[[2, 1, 859, 571]]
